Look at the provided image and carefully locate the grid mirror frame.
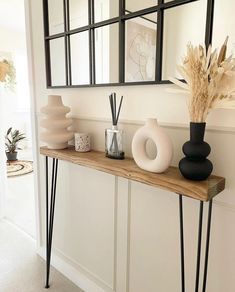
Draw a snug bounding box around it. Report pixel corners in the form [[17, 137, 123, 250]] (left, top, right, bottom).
[[43, 0, 214, 88]]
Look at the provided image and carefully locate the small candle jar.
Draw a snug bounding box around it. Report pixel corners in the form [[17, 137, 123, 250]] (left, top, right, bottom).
[[75, 133, 91, 152], [105, 126, 125, 159]]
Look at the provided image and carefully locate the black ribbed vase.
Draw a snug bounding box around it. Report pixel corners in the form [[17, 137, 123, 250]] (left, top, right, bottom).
[[179, 122, 213, 181]]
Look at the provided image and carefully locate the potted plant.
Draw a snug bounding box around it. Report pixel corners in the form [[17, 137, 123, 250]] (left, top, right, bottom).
[[5, 127, 26, 161], [170, 37, 235, 180]]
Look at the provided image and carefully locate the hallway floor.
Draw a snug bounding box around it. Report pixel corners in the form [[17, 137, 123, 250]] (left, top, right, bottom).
[[0, 220, 83, 292], [5, 148, 35, 238]]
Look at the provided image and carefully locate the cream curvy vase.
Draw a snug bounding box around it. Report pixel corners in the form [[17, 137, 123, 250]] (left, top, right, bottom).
[[132, 118, 173, 173], [40, 95, 73, 149]]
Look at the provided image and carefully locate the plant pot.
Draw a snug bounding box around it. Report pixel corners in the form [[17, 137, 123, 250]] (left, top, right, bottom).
[[179, 122, 213, 181], [6, 151, 18, 161]]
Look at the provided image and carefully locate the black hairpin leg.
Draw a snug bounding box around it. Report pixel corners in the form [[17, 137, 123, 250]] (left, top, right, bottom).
[[179, 195, 185, 292], [178, 196, 213, 292], [195, 201, 204, 292], [202, 199, 213, 292], [45, 157, 59, 289]]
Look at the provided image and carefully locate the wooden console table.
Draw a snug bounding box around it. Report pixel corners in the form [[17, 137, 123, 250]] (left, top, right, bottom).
[[40, 146, 225, 292]]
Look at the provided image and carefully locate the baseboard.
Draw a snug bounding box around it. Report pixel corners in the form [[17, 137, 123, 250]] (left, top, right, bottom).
[[37, 247, 105, 292]]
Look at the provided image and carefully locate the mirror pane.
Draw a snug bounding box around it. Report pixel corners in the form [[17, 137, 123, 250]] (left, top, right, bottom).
[[70, 32, 90, 85], [213, 0, 235, 57], [69, 0, 89, 30], [162, 0, 207, 80], [94, 0, 119, 22], [125, 13, 157, 82], [50, 38, 66, 86], [126, 0, 157, 14], [48, 0, 64, 35], [95, 23, 119, 84]]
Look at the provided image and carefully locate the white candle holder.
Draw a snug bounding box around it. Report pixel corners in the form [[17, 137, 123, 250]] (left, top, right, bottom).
[[75, 133, 91, 152]]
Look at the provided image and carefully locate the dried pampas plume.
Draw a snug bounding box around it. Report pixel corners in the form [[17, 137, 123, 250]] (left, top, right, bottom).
[[169, 37, 235, 122]]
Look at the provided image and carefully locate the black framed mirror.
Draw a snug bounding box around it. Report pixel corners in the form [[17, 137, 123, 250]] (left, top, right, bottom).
[[43, 0, 214, 88]]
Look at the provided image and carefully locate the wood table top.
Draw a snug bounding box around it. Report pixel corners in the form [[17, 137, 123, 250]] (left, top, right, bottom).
[[40, 146, 225, 202]]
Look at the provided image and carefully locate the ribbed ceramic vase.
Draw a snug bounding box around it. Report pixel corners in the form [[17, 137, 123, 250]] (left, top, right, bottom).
[[179, 122, 213, 181], [40, 95, 73, 149], [132, 118, 173, 173]]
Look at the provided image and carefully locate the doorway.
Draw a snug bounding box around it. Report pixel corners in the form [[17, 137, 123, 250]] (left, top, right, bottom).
[[0, 0, 37, 239]]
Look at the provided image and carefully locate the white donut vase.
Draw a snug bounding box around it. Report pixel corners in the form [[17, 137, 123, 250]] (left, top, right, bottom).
[[132, 119, 173, 173]]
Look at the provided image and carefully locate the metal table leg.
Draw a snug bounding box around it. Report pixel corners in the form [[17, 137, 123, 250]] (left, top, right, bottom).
[[179, 196, 213, 292], [202, 200, 213, 292], [195, 201, 204, 292], [45, 156, 59, 289], [179, 195, 185, 292]]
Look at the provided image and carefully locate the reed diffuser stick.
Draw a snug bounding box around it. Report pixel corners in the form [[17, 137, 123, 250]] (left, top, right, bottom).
[[109, 93, 123, 126]]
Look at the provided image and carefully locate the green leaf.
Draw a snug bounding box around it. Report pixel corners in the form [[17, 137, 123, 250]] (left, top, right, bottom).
[[5, 128, 26, 149], [7, 127, 12, 135], [6, 137, 11, 144]]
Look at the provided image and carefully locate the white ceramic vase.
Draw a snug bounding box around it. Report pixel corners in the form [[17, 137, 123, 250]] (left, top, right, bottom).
[[132, 118, 173, 173], [40, 95, 73, 149]]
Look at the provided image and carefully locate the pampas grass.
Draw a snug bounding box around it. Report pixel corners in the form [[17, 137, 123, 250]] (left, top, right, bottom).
[[170, 37, 235, 122]]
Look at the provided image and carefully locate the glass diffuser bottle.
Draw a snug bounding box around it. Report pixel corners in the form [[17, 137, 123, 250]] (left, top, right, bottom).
[[105, 93, 125, 160], [105, 125, 124, 159]]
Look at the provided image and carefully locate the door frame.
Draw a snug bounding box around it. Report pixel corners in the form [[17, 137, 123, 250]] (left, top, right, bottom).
[[24, 0, 42, 249]]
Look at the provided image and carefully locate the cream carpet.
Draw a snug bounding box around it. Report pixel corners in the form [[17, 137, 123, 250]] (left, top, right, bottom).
[[5, 149, 35, 238], [6, 171, 36, 238], [0, 220, 83, 292]]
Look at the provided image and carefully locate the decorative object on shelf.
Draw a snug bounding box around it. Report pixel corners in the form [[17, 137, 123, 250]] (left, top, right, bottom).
[[75, 133, 91, 152], [7, 160, 33, 177], [40, 95, 73, 149], [105, 93, 124, 159], [170, 37, 235, 180], [179, 123, 212, 180], [0, 58, 16, 90], [132, 118, 173, 173], [5, 127, 26, 161]]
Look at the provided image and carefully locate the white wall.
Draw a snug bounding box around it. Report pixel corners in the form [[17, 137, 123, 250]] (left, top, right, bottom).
[[0, 16, 32, 218], [29, 0, 235, 291], [0, 25, 32, 147]]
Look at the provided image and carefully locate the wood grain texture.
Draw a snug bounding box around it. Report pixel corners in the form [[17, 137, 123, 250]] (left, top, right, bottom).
[[40, 146, 225, 202]]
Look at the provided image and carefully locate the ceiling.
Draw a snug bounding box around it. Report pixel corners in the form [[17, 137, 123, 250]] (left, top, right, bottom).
[[0, 0, 25, 32]]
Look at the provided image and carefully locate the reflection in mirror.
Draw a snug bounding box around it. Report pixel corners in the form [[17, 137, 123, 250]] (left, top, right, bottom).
[[48, 0, 64, 35], [69, 0, 88, 30], [95, 23, 119, 84], [126, 0, 157, 14], [125, 13, 157, 82], [162, 0, 207, 80], [213, 0, 235, 57], [50, 38, 66, 86], [94, 0, 119, 23], [70, 32, 90, 85]]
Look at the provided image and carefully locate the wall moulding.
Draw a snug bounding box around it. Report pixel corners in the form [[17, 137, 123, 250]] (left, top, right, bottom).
[[36, 112, 235, 134]]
